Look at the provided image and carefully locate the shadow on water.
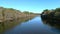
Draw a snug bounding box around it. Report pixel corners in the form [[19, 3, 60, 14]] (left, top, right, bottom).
[[1, 16, 60, 34], [41, 18, 60, 33], [0, 17, 34, 34]]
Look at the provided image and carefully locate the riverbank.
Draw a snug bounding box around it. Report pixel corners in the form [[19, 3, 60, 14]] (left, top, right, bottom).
[[41, 8, 60, 24], [0, 7, 38, 33], [2, 16, 60, 34], [0, 14, 37, 33]]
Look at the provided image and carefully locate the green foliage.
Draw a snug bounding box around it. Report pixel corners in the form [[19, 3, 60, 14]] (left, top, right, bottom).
[[0, 7, 36, 33], [43, 9, 49, 12], [55, 12, 60, 17], [0, 7, 3, 8], [16, 10, 21, 12], [29, 12, 34, 14], [55, 8, 60, 12], [42, 9, 51, 15], [42, 8, 60, 18], [54, 8, 60, 17], [23, 11, 34, 14], [7, 8, 15, 11], [23, 11, 29, 14]]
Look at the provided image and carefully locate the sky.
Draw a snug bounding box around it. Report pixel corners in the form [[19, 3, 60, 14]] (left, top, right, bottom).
[[0, 0, 60, 13]]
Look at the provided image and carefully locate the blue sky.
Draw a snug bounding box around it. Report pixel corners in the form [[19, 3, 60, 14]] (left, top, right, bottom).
[[0, 0, 60, 13]]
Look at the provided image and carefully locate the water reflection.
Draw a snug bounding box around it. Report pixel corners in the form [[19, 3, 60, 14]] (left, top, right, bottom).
[[0, 17, 33, 33], [1, 16, 60, 34], [41, 19, 60, 33]]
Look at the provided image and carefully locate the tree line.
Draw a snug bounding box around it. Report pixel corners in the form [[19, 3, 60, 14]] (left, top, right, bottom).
[[41, 8, 60, 18]]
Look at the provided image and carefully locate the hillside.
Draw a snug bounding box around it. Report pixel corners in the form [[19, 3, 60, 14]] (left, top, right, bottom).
[[0, 7, 37, 22], [0, 7, 37, 33]]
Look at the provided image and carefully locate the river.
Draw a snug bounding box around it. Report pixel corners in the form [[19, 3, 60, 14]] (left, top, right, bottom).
[[3, 16, 60, 34]]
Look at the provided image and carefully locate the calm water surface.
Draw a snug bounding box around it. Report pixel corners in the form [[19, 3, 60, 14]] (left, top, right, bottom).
[[3, 16, 60, 34]]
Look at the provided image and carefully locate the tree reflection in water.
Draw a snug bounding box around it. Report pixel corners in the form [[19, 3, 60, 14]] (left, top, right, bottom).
[[0, 17, 34, 33], [41, 19, 60, 33]]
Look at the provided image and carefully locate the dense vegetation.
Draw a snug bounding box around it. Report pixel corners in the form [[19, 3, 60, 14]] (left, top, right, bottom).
[[41, 8, 60, 28], [23, 11, 34, 14], [0, 7, 37, 33], [41, 8, 60, 19]]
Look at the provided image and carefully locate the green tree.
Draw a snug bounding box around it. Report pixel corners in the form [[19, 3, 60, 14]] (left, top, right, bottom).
[[54, 8, 60, 17], [42, 9, 50, 14], [23, 11, 29, 14], [55, 8, 60, 12], [29, 12, 34, 14]]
